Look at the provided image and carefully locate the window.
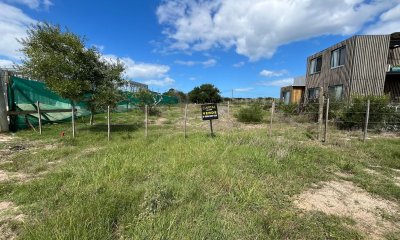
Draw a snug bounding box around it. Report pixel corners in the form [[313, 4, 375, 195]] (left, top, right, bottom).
[[309, 56, 322, 74], [283, 91, 291, 105], [331, 46, 346, 68], [328, 85, 343, 100], [308, 88, 320, 100]]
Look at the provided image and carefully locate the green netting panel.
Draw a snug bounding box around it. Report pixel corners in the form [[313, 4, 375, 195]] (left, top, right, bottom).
[[8, 76, 90, 131], [8, 76, 180, 130]]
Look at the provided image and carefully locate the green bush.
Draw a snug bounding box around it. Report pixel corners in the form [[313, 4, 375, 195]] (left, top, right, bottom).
[[277, 102, 299, 115], [337, 95, 397, 130], [235, 104, 265, 123]]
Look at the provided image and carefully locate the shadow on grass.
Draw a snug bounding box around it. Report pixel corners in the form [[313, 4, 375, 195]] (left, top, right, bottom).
[[81, 123, 142, 132]]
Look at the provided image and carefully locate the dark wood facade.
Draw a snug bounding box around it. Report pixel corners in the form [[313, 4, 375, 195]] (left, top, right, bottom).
[[305, 33, 400, 102]]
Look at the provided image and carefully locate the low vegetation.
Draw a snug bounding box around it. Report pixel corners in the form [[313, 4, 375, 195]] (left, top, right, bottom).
[[0, 104, 399, 239], [235, 104, 265, 123]]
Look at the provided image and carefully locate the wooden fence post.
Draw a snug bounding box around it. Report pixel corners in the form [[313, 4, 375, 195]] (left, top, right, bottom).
[[318, 87, 324, 141], [145, 105, 148, 137], [324, 98, 329, 142], [184, 103, 188, 138], [107, 105, 110, 141], [71, 105, 75, 138], [0, 73, 9, 132], [269, 100, 275, 137], [363, 99, 370, 142], [227, 101, 230, 118], [37, 101, 42, 135]]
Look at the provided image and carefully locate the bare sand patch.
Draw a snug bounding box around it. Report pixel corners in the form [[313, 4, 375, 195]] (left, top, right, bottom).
[[294, 180, 400, 239]]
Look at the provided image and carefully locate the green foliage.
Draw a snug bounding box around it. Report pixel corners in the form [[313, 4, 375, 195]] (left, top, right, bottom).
[[278, 102, 299, 115], [134, 89, 161, 116], [19, 22, 125, 110], [163, 88, 187, 103], [235, 104, 265, 123], [188, 84, 222, 103], [337, 95, 397, 130]]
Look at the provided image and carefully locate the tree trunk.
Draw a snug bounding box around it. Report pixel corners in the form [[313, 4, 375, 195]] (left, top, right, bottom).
[[0, 72, 9, 132], [90, 112, 94, 126]]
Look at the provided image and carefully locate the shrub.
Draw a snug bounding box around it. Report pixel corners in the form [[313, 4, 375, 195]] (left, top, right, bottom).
[[277, 102, 299, 115], [235, 104, 265, 123], [337, 95, 395, 130]]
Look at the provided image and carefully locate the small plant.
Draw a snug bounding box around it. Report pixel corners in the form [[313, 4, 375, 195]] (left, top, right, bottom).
[[278, 102, 299, 115], [235, 104, 265, 123]]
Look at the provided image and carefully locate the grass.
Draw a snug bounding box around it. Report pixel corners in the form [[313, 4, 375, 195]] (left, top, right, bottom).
[[0, 104, 399, 239]]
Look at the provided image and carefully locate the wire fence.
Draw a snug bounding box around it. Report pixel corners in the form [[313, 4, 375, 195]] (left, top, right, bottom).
[[17, 98, 400, 143]]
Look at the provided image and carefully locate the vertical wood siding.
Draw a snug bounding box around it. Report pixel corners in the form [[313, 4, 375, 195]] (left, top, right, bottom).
[[305, 37, 356, 100], [305, 35, 392, 101], [350, 35, 390, 97], [388, 47, 400, 66]]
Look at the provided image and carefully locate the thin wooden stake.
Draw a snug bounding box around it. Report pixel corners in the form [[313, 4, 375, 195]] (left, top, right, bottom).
[[227, 101, 230, 118], [71, 105, 75, 138], [107, 105, 110, 141], [145, 105, 148, 137], [209, 119, 214, 137], [269, 100, 275, 137], [318, 87, 324, 141], [184, 103, 188, 138], [37, 101, 42, 135], [363, 99, 370, 142], [324, 98, 329, 142]]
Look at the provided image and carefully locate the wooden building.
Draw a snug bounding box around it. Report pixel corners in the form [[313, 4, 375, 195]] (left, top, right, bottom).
[[120, 80, 148, 93], [305, 32, 400, 102], [280, 76, 305, 104]]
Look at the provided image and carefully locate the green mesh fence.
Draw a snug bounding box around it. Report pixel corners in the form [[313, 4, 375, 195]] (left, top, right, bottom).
[[8, 76, 179, 130], [8, 76, 90, 131]]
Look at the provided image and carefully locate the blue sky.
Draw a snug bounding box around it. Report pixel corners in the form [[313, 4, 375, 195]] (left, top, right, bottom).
[[0, 0, 399, 98]]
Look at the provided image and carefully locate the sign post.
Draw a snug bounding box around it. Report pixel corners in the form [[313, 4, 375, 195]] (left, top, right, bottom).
[[201, 103, 218, 137]]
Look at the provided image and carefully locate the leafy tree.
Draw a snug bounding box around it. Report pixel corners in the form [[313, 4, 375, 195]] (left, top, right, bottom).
[[163, 88, 187, 103], [188, 84, 222, 103], [134, 89, 162, 116], [19, 22, 125, 113]]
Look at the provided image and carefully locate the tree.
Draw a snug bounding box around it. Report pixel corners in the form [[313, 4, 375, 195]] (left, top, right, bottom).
[[20, 23, 90, 103], [188, 84, 222, 103], [163, 88, 187, 103], [134, 89, 162, 116], [19, 22, 124, 110], [86, 58, 125, 124]]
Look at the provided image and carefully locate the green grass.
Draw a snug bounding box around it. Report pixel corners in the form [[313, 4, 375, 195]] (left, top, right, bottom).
[[0, 105, 399, 239]]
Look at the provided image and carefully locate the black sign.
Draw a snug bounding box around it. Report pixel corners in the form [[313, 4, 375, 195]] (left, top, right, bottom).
[[201, 104, 218, 120]]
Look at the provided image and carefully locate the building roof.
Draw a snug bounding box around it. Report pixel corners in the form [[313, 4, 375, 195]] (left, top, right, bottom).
[[293, 76, 305, 86]]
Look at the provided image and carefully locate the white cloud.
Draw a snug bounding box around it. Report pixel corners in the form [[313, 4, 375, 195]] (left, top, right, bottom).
[[0, 59, 17, 68], [258, 78, 294, 87], [260, 69, 288, 78], [175, 58, 217, 67], [103, 54, 170, 79], [234, 87, 253, 92], [233, 61, 245, 68], [157, 0, 398, 61], [189, 77, 196, 81], [4, 0, 53, 9], [0, 2, 36, 60], [364, 4, 400, 34], [143, 77, 175, 87]]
